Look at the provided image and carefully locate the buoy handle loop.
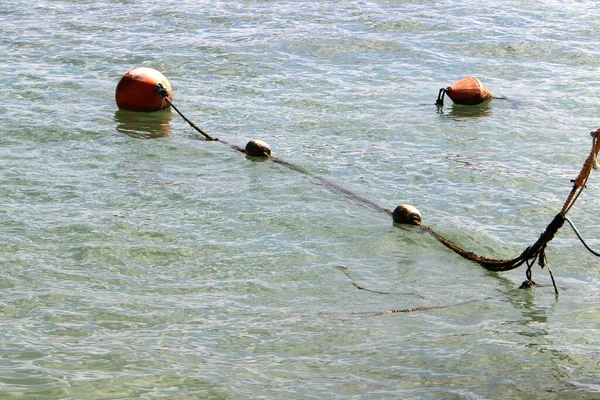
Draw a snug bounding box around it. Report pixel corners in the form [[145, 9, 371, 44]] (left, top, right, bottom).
[[435, 88, 447, 106]]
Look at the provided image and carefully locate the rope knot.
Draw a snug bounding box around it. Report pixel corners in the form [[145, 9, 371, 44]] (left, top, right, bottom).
[[155, 82, 170, 99], [539, 213, 565, 244]]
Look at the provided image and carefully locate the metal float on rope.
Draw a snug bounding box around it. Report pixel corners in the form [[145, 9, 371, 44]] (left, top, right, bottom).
[[436, 76, 493, 106], [392, 204, 422, 225], [245, 139, 272, 158]]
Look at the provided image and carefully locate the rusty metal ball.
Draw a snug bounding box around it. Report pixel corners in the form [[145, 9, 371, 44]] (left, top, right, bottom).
[[392, 204, 422, 225], [245, 139, 272, 158]]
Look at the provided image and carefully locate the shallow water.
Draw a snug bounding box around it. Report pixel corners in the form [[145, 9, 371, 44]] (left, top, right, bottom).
[[1, 0, 600, 398]]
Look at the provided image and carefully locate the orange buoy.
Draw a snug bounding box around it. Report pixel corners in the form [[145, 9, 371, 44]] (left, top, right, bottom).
[[115, 67, 173, 112], [445, 76, 492, 105]]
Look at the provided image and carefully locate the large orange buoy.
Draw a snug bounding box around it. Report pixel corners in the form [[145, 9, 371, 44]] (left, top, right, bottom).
[[436, 76, 492, 106], [446, 76, 492, 105], [115, 67, 173, 112]]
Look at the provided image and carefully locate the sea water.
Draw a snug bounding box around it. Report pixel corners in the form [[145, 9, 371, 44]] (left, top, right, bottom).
[[1, 0, 600, 398]]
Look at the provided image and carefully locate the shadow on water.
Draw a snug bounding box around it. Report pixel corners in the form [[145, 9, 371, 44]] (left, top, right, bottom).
[[114, 109, 173, 139], [433, 97, 520, 118], [491, 271, 557, 333], [436, 100, 493, 119], [488, 272, 588, 389]]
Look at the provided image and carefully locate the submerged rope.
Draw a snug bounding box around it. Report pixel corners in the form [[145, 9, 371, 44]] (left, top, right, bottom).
[[155, 83, 394, 216], [272, 158, 393, 216], [155, 83, 600, 292], [407, 128, 600, 293], [334, 265, 526, 317], [421, 213, 564, 272]]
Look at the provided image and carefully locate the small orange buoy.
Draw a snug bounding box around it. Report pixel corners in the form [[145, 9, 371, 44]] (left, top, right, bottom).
[[115, 67, 173, 112], [436, 76, 492, 106]]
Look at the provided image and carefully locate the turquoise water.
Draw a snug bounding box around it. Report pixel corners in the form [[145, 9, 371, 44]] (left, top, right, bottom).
[[2, 0, 600, 398]]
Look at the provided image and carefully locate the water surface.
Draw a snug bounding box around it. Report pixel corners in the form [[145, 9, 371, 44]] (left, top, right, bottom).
[[1, 0, 600, 398]]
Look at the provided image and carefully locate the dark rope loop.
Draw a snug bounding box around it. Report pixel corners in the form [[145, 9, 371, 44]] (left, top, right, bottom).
[[565, 217, 600, 257], [538, 246, 547, 269], [526, 259, 534, 282], [435, 88, 447, 106]]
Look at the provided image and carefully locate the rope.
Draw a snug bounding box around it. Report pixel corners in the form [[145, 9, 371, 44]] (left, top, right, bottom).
[[151, 83, 600, 292], [412, 127, 600, 293], [155, 83, 217, 142], [334, 265, 516, 317], [154, 82, 394, 216], [420, 213, 564, 272], [560, 128, 600, 216]]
